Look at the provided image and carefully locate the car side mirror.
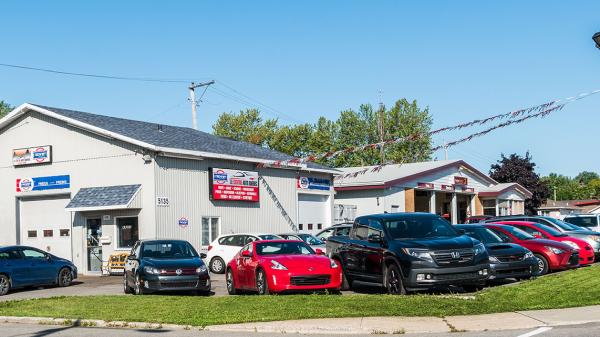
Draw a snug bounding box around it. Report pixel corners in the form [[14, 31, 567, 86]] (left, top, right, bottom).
[[315, 248, 325, 255], [200, 253, 207, 259], [128, 254, 138, 261], [241, 250, 252, 257]]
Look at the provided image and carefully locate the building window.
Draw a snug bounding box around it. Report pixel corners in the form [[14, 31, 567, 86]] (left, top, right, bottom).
[[202, 217, 220, 246], [298, 223, 303, 230], [60, 229, 70, 237], [27, 230, 37, 238], [308, 223, 313, 230], [43, 230, 53, 237], [116, 217, 139, 249], [317, 224, 322, 230], [482, 199, 496, 216]]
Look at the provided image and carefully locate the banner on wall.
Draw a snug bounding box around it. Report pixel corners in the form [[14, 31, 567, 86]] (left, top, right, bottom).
[[16, 175, 70, 192], [297, 177, 331, 191], [209, 168, 259, 202], [12, 146, 52, 166]]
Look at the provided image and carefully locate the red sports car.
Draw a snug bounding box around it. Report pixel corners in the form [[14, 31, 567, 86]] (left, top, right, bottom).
[[485, 224, 580, 275], [491, 221, 595, 265], [225, 240, 342, 294]]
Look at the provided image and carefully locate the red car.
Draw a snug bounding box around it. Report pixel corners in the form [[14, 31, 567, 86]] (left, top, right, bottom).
[[490, 221, 595, 265], [225, 240, 342, 294], [485, 224, 580, 275]]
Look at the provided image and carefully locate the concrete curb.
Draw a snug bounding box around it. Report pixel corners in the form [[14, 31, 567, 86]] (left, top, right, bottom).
[[2, 305, 600, 334]]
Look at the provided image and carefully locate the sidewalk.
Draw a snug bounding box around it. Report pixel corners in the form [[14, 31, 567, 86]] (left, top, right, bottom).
[[202, 305, 600, 334]]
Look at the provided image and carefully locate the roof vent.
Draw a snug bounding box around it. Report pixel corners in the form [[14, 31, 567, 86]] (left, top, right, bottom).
[[157, 124, 164, 133]]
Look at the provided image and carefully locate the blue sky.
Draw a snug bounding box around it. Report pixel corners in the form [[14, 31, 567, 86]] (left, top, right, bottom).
[[1, 1, 599, 176]]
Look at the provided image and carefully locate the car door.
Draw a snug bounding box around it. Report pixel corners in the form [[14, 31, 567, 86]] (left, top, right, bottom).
[[0, 250, 27, 287], [360, 220, 386, 282], [222, 235, 246, 264], [236, 243, 254, 289], [20, 248, 55, 285], [342, 221, 369, 280]]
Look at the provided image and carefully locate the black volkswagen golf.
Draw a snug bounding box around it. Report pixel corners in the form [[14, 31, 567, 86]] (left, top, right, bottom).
[[124, 239, 211, 295]]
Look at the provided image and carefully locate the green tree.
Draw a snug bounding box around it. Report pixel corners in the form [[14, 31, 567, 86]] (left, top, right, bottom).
[[542, 173, 587, 200], [0, 100, 12, 118], [575, 171, 600, 185], [489, 152, 550, 215], [212, 109, 278, 147]]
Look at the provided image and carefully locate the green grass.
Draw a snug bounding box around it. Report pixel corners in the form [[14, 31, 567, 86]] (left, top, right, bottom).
[[1, 265, 599, 327]]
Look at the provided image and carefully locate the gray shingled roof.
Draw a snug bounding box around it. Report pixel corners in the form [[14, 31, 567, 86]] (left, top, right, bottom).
[[66, 184, 141, 209], [35, 105, 331, 171]]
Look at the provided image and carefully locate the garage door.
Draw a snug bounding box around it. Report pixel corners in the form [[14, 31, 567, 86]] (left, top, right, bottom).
[[20, 195, 72, 260], [298, 193, 330, 234]]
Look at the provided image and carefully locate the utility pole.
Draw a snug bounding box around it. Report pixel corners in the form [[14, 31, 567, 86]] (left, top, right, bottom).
[[443, 139, 448, 160], [378, 90, 385, 164], [189, 80, 215, 130]]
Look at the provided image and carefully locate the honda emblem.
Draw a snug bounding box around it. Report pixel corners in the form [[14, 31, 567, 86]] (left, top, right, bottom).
[[175, 269, 183, 275], [450, 251, 461, 259]]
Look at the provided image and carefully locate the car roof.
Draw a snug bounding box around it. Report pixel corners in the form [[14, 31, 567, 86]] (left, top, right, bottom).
[[356, 212, 441, 221], [564, 214, 596, 218], [139, 239, 190, 244], [253, 239, 304, 244], [455, 224, 485, 229]]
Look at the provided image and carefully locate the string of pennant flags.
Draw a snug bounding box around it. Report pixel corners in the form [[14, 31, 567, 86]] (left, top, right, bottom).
[[256, 88, 600, 173]]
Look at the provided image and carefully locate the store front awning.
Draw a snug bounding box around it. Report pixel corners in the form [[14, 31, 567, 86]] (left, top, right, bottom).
[[65, 184, 142, 212]]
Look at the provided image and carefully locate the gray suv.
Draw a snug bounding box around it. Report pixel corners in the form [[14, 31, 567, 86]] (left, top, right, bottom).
[[486, 215, 600, 256], [564, 214, 600, 232]]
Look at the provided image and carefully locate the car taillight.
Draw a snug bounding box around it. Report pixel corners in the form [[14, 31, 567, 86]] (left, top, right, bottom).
[[208, 245, 213, 251]]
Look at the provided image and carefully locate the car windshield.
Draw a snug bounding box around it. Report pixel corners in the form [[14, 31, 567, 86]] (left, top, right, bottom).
[[258, 234, 281, 240], [500, 226, 535, 240], [542, 217, 580, 231], [462, 227, 503, 244], [141, 241, 198, 259], [535, 223, 568, 237], [256, 241, 315, 255], [384, 215, 459, 240], [298, 234, 324, 245]]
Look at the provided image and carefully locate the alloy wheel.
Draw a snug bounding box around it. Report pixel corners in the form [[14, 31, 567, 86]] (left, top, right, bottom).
[[256, 270, 268, 295], [226, 270, 236, 295], [211, 258, 225, 274], [134, 274, 143, 295], [0, 276, 9, 296], [59, 268, 72, 287]]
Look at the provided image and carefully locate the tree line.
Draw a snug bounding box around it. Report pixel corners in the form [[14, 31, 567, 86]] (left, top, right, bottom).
[[542, 171, 600, 200]]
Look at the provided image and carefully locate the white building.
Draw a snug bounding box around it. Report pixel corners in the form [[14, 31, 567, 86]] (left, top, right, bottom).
[[0, 103, 336, 275], [334, 160, 532, 224]]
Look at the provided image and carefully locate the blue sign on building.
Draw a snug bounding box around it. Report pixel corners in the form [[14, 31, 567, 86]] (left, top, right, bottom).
[[16, 175, 70, 192]]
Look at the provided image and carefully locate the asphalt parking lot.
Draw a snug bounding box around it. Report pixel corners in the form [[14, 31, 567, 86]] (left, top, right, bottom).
[[0, 271, 523, 301]]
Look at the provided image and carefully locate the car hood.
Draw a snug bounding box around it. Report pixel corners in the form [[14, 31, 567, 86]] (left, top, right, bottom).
[[142, 257, 204, 268], [394, 235, 475, 250], [261, 254, 331, 269], [527, 238, 575, 251], [485, 243, 529, 256]]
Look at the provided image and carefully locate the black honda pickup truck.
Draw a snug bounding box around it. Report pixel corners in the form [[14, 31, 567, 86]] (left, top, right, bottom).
[[326, 212, 490, 294]]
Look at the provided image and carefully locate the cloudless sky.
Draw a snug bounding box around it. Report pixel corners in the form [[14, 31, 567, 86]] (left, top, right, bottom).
[[1, 1, 599, 176]]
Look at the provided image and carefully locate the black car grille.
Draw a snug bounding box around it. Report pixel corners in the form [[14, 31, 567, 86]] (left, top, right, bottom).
[[431, 249, 474, 265], [160, 268, 197, 276], [496, 253, 525, 263], [159, 281, 198, 289], [290, 275, 330, 286], [495, 268, 530, 275], [568, 253, 579, 266], [433, 272, 479, 281]]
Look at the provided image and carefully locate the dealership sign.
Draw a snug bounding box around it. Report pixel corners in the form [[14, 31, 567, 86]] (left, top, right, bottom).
[[209, 168, 259, 202], [454, 176, 468, 186], [12, 146, 52, 166], [297, 177, 331, 191], [16, 175, 70, 192]]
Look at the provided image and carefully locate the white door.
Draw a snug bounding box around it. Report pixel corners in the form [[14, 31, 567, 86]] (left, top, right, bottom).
[[20, 195, 72, 260], [298, 193, 330, 234]]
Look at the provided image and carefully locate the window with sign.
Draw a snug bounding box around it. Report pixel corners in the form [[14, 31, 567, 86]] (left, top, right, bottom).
[[116, 217, 139, 249], [201, 217, 220, 246]]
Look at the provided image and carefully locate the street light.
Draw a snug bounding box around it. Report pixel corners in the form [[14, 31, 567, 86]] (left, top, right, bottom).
[[594, 32, 600, 49]]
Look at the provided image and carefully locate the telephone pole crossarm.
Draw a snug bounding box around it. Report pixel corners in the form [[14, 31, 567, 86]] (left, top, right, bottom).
[[189, 80, 215, 130]]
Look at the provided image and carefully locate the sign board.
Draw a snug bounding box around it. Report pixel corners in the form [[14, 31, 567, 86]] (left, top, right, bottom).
[[209, 168, 259, 202], [441, 184, 455, 191], [16, 175, 70, 192], [297, 177, 331, 191], [454, 176, 468, 185], [417, 182, 435, 189], [178, 217, 189, 228], [156, 197, 170, 207], [12, 146, 52, 166]]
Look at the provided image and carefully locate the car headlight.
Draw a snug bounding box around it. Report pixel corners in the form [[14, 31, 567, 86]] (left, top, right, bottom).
[[489, 256, 500, 263], [473, 243, 486, 256], [524, 251, 535, 259], [563, 241, 580, 250], [143, 266, 160, 275], [270, 260, 288, 270], [196, 265, 208, 274], [589, 236, 600, 242], [546, 246, 564, 255], [402, 248, 433, 262], [329, 259, 339, 269]]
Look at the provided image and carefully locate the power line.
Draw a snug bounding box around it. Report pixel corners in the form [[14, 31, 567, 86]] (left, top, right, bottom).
[[0, 62, 192, 83]]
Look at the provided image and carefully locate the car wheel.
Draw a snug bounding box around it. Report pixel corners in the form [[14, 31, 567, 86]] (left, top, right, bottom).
[[58, 268, 73, 287], [256, 269, 269, 295], [226, 269, 237, 295], [123, 274, 133, 294], [210, 257, 226, 274], [385, 264, 406, 295], [0, 275, 10, 296], [134, 274, 145, 295], [534, 254, 549, 275]]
